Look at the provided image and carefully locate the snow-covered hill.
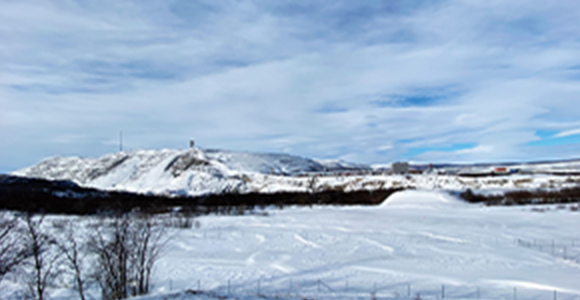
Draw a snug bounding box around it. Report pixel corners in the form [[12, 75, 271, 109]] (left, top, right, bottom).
[[13, 148, 371, 196], [13, 148, 580, 197]]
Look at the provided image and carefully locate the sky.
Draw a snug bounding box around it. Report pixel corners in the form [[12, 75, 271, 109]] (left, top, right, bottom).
[[2, 0, 580, 172]]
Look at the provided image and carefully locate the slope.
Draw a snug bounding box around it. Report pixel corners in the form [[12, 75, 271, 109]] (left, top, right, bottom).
[[13, 148, 369, 196]]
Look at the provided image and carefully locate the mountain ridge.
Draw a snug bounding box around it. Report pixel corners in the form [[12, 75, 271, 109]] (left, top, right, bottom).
[[13, 147, 580, 197], [13, 148, 370, 196]]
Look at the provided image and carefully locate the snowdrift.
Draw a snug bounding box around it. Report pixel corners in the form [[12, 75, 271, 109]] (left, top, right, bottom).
[[379, 189, 468, 209]]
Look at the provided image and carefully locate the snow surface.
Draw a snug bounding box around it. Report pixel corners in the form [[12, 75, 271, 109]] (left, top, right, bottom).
[[378, 190, 469, 209], [137, 191, 580, 299], [3, 190, 579, 300], [12, 149, 580, 197]]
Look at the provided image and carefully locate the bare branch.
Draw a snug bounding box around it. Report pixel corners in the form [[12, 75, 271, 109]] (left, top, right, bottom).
[[0, 212, 30, 284]]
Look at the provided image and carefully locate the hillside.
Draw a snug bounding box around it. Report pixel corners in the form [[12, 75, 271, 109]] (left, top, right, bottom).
[[13, 148, 370, 196], [13, 148, 580, 198]]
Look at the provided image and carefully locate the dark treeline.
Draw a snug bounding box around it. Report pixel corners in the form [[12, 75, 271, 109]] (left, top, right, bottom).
[[459, 187, 580, 206], [0, 175, 402, 215]]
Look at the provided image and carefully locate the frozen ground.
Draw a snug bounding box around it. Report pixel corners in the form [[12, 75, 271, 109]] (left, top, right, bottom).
[[4, 190, 573, 300]]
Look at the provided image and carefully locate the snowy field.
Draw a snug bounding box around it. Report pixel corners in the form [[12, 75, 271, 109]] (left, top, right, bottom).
[[146, 190, 580, 300], [4, 189, 575, 300]]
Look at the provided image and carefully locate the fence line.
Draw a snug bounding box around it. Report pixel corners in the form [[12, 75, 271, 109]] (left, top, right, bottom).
[[516, 237, 580, 263], [175, 278, 579, 300], [160, 237, 580, 299]]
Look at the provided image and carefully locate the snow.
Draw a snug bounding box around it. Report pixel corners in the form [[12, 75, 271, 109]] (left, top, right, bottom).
[[13, 148, 580, 197], [3, 190, 578, 300], [12, 148, 369, 196], [378, 190, 468, 209], [142, 191, 579, 300], [7, 149, 580, 299]]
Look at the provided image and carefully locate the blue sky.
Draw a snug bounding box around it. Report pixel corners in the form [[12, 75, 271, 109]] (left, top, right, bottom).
[[2, 0, 580, 171]]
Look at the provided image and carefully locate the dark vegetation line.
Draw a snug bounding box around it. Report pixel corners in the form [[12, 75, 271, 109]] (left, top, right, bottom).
[[3, 174, 580, 215], [0, 175, 403, 215], [459, 187, 580, 207], [458, 171, 580, 177]]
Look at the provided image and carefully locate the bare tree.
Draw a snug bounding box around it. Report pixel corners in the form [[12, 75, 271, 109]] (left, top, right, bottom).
[[89, 213, 166, 300], [89, 214, 131, 300], [128, 214, 165, 296], [0, 212, 30, 284], [24, 214, 60, 300], [55, 221, 88, 300]]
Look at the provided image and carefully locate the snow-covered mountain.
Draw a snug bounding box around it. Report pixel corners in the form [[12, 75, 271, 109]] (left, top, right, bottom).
[[13, 148, 370, 196], [13, 148, 580, 197]]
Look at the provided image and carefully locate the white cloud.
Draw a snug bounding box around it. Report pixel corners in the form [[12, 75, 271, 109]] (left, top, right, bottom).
[[456, 145, 494, 155], [2, 0, 580, 171], [554, 128, 580, 138]]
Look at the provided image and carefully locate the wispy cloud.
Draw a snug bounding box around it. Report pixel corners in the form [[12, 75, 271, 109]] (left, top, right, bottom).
[[2, 0, 580, 171], [554, 128, 580, 138]]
